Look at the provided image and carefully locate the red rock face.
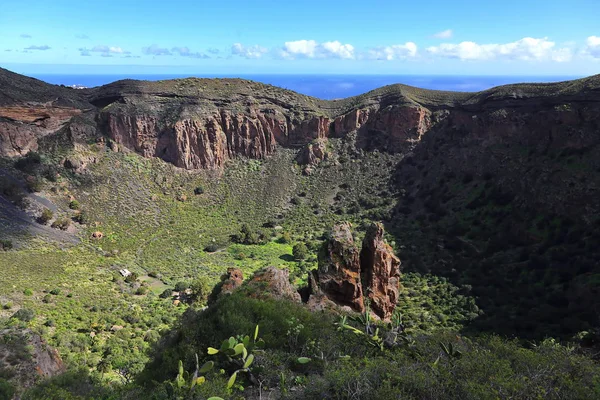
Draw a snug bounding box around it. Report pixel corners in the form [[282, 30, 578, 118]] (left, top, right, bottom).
[[103, 109, 330, 169], [310, 222, 401, 321], [0, 105, 81, 156], [220, 267, 244, 295], [361, 222, 402, 321], [297, 138, 329, 166], [313, 222, 365, 312]]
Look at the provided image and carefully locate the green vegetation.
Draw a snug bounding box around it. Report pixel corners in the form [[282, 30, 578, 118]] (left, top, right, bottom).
[[37, 208, 53, 225], [19, 289, 600, 399], [1, 81, 600, 398]]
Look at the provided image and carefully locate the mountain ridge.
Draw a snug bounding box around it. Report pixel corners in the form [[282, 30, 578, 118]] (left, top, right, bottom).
[[2, 67, 599, 169]]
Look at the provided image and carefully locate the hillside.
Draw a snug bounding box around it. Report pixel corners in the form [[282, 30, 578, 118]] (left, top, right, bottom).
[[1, 68, 600, 398]]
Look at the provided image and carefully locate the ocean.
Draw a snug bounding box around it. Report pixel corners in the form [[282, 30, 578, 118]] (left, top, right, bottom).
[[30, 74, 581, 100]]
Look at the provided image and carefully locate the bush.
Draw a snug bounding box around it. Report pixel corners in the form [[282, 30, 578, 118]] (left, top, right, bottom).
[[0, 378, 15, 400], [23, 288, 33, 296], [124, 273, 138, 283], [204, 244, 219, 252], [174, 282, 188, 292], [159, 289, 172, 299], [14, 151, 41, 172], [135, 286, 148, 295], [68, 200, 80, 210], [38, 208, 53, 224], [194, 186, 204, 195], [42, 294, 52, 303], [292, 243, 309, 260], [12, 308, 35, 322], [51, 218, 71, 230], [26, 176, 44, 192], [50, 288, 61, 295], [0, 177, 26, 207], [280, 231, 292, 244], [72, 210, 90, 224], [0, 239, 13, 251]]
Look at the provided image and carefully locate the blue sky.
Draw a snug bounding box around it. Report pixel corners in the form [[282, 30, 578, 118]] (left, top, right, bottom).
[[1, 0, 599, 75]]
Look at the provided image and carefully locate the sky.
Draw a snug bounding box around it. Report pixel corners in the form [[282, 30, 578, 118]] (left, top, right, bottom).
[[1, 0, 599, 76]]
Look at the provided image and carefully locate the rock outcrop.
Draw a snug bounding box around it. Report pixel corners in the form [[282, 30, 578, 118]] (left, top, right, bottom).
[[297, 138, 329, 166], [0, 105, 82, 157], [310, 222, 401, 320], [0, 329, 66, 392], [219, 267, 244, 295], [361, 222, 402, 321], [311, 222, 365, 312], [245, 266, 301, 302]]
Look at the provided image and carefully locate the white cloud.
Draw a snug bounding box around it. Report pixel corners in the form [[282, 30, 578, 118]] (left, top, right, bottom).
[[79, 45, 131, 57], [231, 43, 268, 59], [24, 45, 50, 50], [142, 44, 172, 56], [583, 36, 600, 58], [172, 47, 210, 59], [432, 29, 453, 39], [280, 40, 355, 59], [426, 37, 572, 62], [366, 42, 418, 60]]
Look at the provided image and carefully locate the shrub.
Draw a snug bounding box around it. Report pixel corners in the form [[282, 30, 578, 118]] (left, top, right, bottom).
[[204, 244, 219, 252], [42, 294, 52, 303], [280, 231, 292, 244], [72, 210, 90, 224], [26, 176, 44, 192], [0, 177, 26, 206], [135, 286, 149, 295], [38, 208, 53, 224], [12, 308, 35, 322], [174, 282, 188, 292], [68, 200, 80, 210], [159, 289, 173, 299], [194, 186, 204, 195], [51, 218, 71, 230], [292, 243, 309, 261], [0, 239, 13, 251], [0, 378, 15, 400], [124, 273, 139, 283], [14, 151, 41, 172], [50, 288, 61, 295], [23, 288, 33, 296]]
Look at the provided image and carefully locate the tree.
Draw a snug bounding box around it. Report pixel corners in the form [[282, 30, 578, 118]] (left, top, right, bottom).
[[38, 208, 53, 224], [189, 277, 212, 305], [97, 358, 111, 379], [174, 281, 188, 292], [292, 243, 309, 261], [280, 232, 292, 244]]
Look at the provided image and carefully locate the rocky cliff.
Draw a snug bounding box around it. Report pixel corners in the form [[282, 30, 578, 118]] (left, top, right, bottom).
[[310, 222, 401, 320], [1, 67, 599, 170]]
